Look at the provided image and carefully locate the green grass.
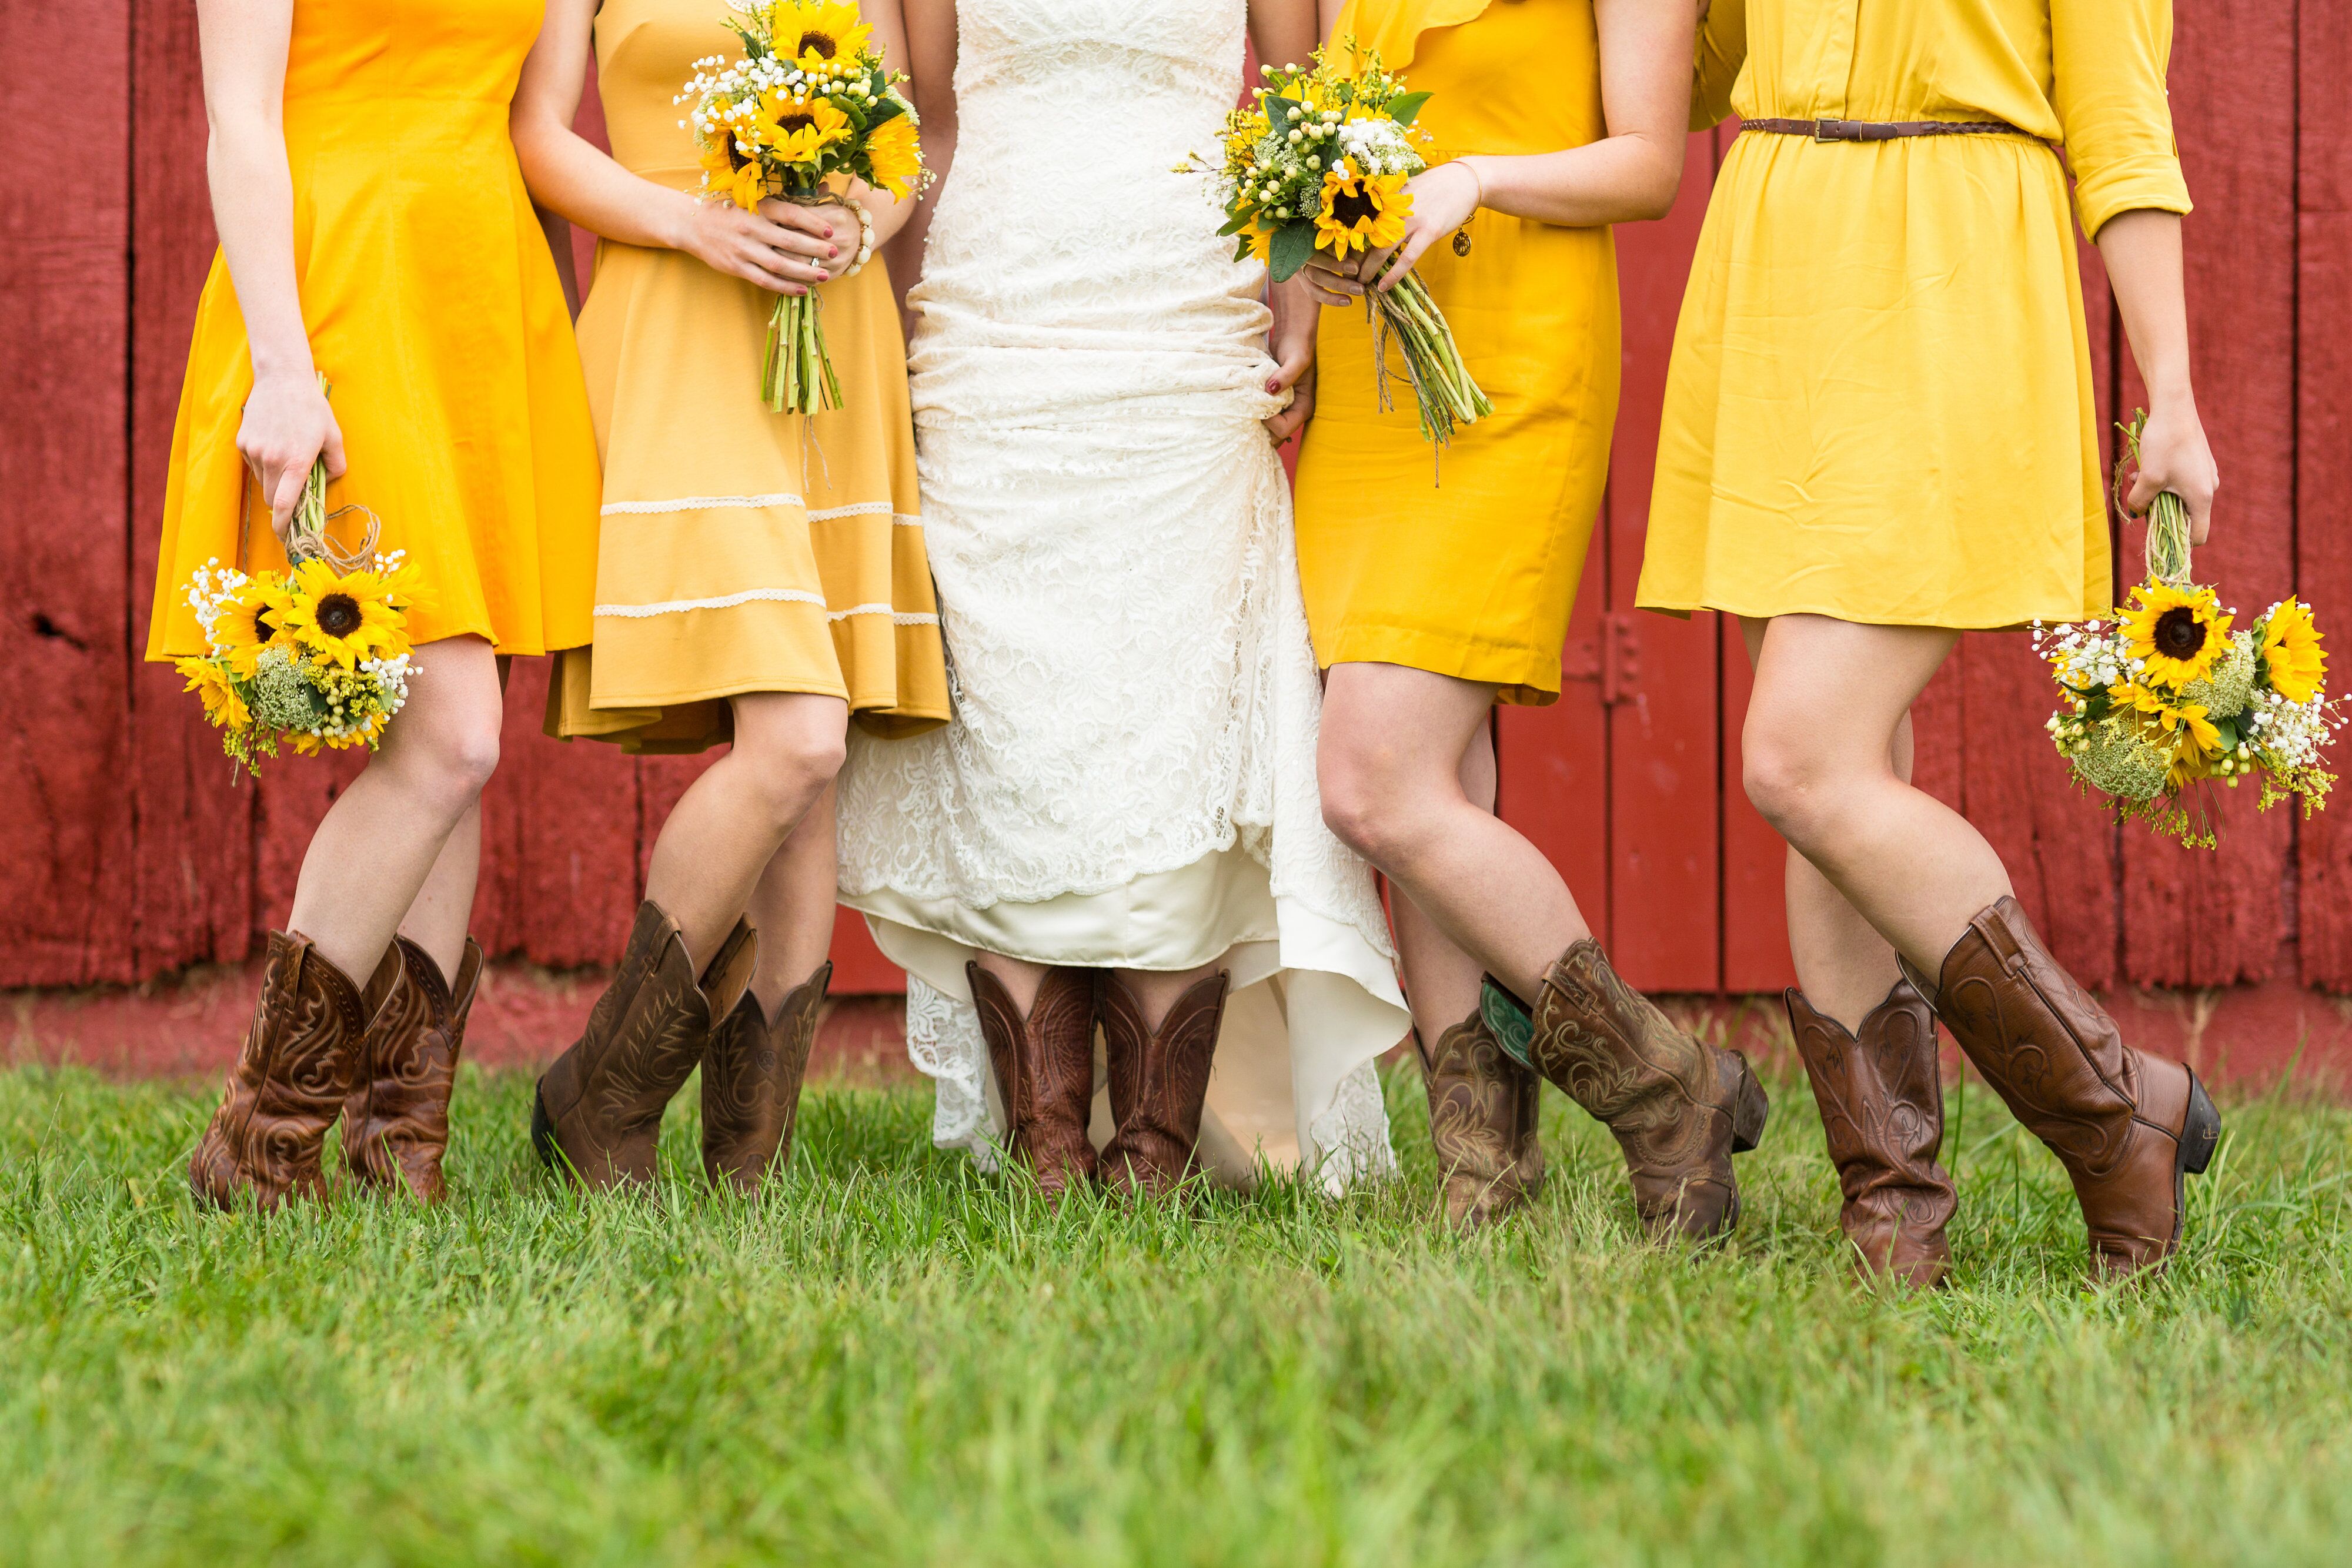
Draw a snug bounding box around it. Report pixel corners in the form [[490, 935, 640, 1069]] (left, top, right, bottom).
[[2, 1061, 2348, 1567]]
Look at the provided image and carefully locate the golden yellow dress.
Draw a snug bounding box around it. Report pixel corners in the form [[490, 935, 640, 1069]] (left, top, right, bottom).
[[1292, 0, 1619, 707], [545, 0, 948, 751], [1638, 0, 2193, 627], [149, 0, 601, 661]]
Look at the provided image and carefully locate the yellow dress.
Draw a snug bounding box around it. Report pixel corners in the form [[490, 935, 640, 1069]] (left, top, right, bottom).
[[1292, 0, 1619, 707], [149, 0, 600, 660], [1637, 0, 2193, 628], [545, 0, 949, 751]]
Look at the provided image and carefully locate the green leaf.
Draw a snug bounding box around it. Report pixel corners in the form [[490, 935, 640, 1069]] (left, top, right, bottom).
[[1386, 91, 1431, 127], [1268, 223, 1316, 282], [1218, 209, 1257, 238], [1266, 95, 1304, 136], [2213, 716, 2242, 751]]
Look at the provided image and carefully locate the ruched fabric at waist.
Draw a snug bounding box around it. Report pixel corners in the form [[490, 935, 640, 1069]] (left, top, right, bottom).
[[910, 335, 1283, 431]]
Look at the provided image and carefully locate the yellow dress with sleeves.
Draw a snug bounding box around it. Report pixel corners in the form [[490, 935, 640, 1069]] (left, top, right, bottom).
[[544, 0, 949, 751], [148, 0, 601, 660], [1637, 0, 2193, 628], [1292, 0, 1619, 706]]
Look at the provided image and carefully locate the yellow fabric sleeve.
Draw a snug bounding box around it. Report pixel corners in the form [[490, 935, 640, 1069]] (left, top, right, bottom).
[[2051, 0, 2194, 238], [1690, 0, 1746, 132]]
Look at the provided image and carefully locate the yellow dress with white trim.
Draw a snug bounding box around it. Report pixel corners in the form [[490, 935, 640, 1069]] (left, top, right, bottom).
[[1292, 0, 1619, 707], [1636, 0, 2193, 628], [546, 0, 949, 751]]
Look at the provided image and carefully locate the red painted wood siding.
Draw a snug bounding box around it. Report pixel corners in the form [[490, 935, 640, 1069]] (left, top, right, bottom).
[[1, 9, 2343, 999]]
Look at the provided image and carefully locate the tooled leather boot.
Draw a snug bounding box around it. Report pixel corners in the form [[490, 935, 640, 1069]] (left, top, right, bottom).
[[1786, 979, 1956, 1286], [1418, 1001, 1543, 1230], [1909, 896, 2220, 1278], [701, 959, 831, 1193], [532, 902, 755, 1189], [189, 931, 402, 1212], [1099, 971, 1230, 1198], [969, 962, 1100, 1201], [1528, 941, 1768, 1240], [343, 936, 484, 1204]]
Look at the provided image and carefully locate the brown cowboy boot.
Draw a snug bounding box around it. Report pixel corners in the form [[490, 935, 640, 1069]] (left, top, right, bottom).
[[531, 902, 754, 1189], [1910, 896, 2220, 1278], [1528, 941, 1768, 1240], [701, 959, 831, 1193], [189, 931, 402, 1212], [1786, 980, 1956, 1286], [968, 962, 1100, 1201], [1099, 971, 1230, 1198], [342, 936, 484, 1204], [1418, 1002, 1543, 1230]]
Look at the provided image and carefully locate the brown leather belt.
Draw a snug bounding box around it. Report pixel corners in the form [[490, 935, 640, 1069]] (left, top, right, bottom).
[[1742, 116, 2039, 142]]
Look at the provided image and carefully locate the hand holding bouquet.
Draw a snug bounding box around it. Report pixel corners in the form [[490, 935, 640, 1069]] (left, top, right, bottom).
[[681, 1, 930, 414], [1187, 42, 1491, 450], [2036, 412, 2338, 846]]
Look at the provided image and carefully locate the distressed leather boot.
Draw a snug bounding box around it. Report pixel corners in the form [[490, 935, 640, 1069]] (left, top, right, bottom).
[[1786, 980, 1956, 1286], [343, 936, 484, 1204], [1910, 897, 2220, 1278], [189, 931, 402, 1212], [532, 902, 754, 1189], [1418, 1003, 1542, 1230], [701, 959, 831, 1193], [1528, 940, 1768, 1240], [969, 962, 1100, 1201], [1099, 971, 1230, 1198]]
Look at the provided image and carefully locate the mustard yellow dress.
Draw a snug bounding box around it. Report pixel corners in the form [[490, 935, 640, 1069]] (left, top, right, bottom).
[[545, 0, 948, 752], [1637, 0, 2193, 628], [149, 0, 600, 661], [1292, 0, 1619, 707]]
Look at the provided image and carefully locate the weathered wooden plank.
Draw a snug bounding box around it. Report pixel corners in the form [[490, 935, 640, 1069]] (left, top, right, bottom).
[[2296, 4, 2352, 991], [1606, 132, 1719, 993], [2120, 0, 2297, 987], [0, 0, 138, 985], [128, 0, 253, 978], [1498, 556, 1613, 950], [483, 659, 642, 966]]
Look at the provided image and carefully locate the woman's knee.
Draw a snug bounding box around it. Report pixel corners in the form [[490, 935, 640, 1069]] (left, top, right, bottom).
[[1740, 722, 1853, 848], [733, 728, 846, 828], [1319, 732, 1425, 866], [386, 708, 502, 811]]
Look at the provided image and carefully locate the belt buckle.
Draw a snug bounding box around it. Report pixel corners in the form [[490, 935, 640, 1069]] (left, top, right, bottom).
[[1812, 117, 1844, 142]]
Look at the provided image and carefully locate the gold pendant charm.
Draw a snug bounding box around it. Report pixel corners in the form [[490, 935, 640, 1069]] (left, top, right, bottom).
[[1452, 228, 1473, 258]]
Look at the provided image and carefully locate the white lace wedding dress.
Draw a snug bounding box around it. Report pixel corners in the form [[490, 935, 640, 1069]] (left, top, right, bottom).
[[836, 0, 1406, 1189]]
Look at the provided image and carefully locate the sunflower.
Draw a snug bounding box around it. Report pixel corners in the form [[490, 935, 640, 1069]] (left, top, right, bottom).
[[2120, 582, 2232, 689], [212, 579, 298, 677], [2124, 683, 2221, 758], [278, 557, 408, 672], [178, 657, 248, 731], [865, 111, 922, 199], [2259, 597, 2326, 704], [758, 92, 851, 170], [1314, 162, 1409, 259], [770, 0, 871, 69]]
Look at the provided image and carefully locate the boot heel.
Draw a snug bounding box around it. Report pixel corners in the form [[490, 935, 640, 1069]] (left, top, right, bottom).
[[2179, 1071, 2221, 1176], [1728, 1052, 1769, 1154]]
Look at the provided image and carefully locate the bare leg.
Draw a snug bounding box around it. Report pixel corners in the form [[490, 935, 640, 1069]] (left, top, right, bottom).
[[744, 780, 841, 1014], [392, 799, 481, 982], [1108, 962, 1224, 1031], [1740, 616, 2011, 978], [973, 952, 1054, 1012], [641, 691, 848, 974], [1318, 662, 1591, 1005], [1391, 721, 1496, 1041], [286, 635, 506, 981]]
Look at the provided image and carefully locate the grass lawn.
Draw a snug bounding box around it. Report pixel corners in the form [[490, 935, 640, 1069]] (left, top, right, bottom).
[[2, 1060, 2348, 1567]]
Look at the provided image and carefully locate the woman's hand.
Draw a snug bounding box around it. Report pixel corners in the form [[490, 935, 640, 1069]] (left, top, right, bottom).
[[238, 367, 344, 541], [1358, 159, 1482, 295], [1263, 274, 1318, 446], [674, 196, 843, 294], [2124, 396, 2220, 546]]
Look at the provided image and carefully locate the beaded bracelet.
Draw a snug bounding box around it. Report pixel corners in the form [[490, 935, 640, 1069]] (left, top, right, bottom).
[[838, 199, 877, 280]]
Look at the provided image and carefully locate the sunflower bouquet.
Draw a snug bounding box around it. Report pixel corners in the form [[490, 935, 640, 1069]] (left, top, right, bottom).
[[2034, 413, 2338, 846], [1187, 42, 1491, 449], [680, 0, 928, 414], [177, 425, 422, 772]]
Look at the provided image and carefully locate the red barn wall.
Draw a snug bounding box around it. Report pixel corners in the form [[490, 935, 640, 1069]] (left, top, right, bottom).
[[2, 3, 2344, 999]]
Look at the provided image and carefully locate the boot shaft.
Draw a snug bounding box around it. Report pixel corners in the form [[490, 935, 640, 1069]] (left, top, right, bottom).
[[1098, 970, 1229, 1197], [968, 962, 1100, 1194], [702, 959, 831, 1193]]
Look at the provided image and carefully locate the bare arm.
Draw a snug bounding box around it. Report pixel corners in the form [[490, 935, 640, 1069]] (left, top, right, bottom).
[[2100, 210, 2217, 543], [887, 0, 958, 333], [1304, 0, 1695, 301], [1249, 0, 1318, 76], [510, 0, 845, 299], [196, 0, 340, 539], [1252, 0, 1323, 443]]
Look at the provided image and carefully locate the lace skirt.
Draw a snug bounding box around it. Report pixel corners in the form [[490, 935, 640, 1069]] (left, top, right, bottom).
[[837, 409, 1408, 1188]]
